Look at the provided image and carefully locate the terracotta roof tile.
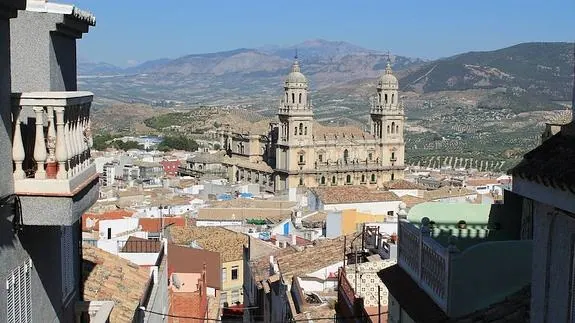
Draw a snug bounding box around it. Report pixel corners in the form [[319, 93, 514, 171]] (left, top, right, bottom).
[[310, 186, 400, 204], [82, 209, 134, 231], [509, 132, 575, 192], [423, 186, 476, 201], [169, 226, 248, 263], [383, 179, 425, 190], [400, 195, 428, 208], [82, 244, 150, 322], [138, 217, 186, 233], [169, 291, 206, 323]]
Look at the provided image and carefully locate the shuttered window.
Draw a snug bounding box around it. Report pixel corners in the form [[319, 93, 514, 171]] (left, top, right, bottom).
[[61, 226, 75, 302], [6, 259, 32, 323]]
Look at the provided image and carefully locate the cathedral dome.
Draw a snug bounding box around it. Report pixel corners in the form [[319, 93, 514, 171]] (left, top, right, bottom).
[[285, 59, 307, 85], [378, 61, 398, 89]]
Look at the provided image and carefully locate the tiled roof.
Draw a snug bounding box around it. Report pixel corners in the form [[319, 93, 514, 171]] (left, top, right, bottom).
[[423, 186, 476, 201], [313, 123, 375, 140], [138, 216, 186, 233], [209, 199, 297, 209], [251, 235, 347, 284], [187, 151, 226, 164], [399, 195, 428, 208], [168, 244, 222, 289], [310, 186, 400, 204], [196, 207, 292, 223], [82, 244, 150, 323], [465, 178, 500, 187], [382, 179, 425, 190], [301, 211, 328, 225], [222, 155, 274, 173], [509, 132, 575, 193], [122, 236, 162, 253], [169, 291, 206, 323], [169, 226, 248, 263], [247, 236, 279, 260], [378, 264, 448, 323]]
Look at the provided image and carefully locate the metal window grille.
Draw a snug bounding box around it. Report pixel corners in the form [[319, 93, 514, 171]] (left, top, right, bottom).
[[6, 259, 32, 323]]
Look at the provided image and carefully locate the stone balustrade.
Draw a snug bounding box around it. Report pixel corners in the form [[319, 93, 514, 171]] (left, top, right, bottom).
[[398, 219, 457, 312], [11, 91, 97, 196]]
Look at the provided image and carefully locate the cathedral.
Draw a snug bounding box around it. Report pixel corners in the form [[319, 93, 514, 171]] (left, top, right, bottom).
[[217, 56, 406, 192]]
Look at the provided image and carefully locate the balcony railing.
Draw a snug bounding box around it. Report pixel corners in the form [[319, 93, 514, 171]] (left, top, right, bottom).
[[398, 219, 453, 311], [314, 160, 404, 172], [11, 91, 97, 196]]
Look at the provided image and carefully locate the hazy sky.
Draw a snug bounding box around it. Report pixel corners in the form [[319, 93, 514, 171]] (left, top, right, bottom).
[[72, 0, 574, 67]]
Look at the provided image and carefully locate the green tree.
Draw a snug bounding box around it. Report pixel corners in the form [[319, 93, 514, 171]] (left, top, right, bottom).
[[157, 136, 199, 152]]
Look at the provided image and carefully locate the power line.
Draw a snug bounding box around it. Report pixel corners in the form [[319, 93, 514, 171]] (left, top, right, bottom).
[[140, 307, 389, 322]]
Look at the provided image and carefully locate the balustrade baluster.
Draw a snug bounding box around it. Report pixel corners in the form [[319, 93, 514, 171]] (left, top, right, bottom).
[[32, 106, 47, 179], [12, 106, 25, 180], [54, 107, 68, 179], [46, 107, 57, 178]]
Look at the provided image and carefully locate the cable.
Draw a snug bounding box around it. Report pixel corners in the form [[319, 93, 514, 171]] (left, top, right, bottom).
[[140, 307, 389, 322]]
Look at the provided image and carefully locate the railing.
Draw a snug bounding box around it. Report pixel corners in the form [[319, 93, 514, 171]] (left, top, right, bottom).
[[398, 219, 454, 311], [11, 92, 97, 196], [119, 240, 162, 253], [338, 268, 355, 307], [314, 160, 404, 172]]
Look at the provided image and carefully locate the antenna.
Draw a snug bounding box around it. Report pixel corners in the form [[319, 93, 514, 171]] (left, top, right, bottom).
[[295, 48, 298, 60]]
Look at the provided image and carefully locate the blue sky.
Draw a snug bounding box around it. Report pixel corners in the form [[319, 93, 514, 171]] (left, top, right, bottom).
[[72, 0, 574, 67]]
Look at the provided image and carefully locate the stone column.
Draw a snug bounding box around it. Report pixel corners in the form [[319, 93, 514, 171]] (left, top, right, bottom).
[[12, 106, 25, 180], [54, 107, 68, 179]]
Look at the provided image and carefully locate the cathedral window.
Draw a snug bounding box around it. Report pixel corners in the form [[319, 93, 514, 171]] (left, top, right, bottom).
[[321, 176, 326, 185], [304, 127, 308, 135], [392, 93, 395, 104], [332, 176, 337, 185], [371, 174, 376, 183], [299, 93, 302, 104], [391, 152, 396, 161], [378, 93, 381, 103], [391, 122, 395, 134], [346, 174, 352, 184], [387, 125, 390, 134], [368, 153, 373, 161], [318, 154, 323, 162], [299, 177, 304, 186], [295, 127, 298, 136], [361, 174, 366, 183], [299, 123, 303, 135], [292, 93, 295, 103], [385, 94, 388, 104], [299, 154, 305, 165], [391, 173, 395, 180], [396, 125, 399, 133], [286, 93, 288, 103], [343, 149, 349, 163]]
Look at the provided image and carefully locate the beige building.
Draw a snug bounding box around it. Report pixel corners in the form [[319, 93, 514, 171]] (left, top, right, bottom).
[[219, 57, 406, 192]]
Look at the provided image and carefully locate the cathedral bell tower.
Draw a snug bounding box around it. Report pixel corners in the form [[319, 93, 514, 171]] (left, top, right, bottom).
[[370, 58, 405, 169], [275, 55, 314, 185]]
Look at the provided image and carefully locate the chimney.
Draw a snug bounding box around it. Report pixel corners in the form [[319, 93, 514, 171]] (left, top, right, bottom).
[[291, 234, 297, 246]]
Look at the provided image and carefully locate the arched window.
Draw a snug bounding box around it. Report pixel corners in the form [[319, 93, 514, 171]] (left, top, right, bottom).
[[299, 154, 304, 164], [346, 174, 351, 184], [396, 125, 399, 133], [299, 123, 303, 135], [299, 93, 302, 104], [368, 153, 373, 161], [387, 125, 390, 134], [294, 127, 298, 135], [385, 94, 388, 104], [391, 122, 395, 134], [391, 152, 395, 160], [378, 93, 381, 103], [392, 93, 395, 104], [391, 173, 395, 180], [299, 177, 304, 186], [361, 174, 366, 182], [304, 126, 308, 135], [318, 154, 323, 162], [371, 174, 376, 182], [332, 176, 337, 185], [292, 93, 295, 103], [321, 176, 326, 185], [343, 149, 349, 163]]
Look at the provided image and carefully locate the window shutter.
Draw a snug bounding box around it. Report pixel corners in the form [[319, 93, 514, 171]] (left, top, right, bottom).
[[6, 259, 32, 323]]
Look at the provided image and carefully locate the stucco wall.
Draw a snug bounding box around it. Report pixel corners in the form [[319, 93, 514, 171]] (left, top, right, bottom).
[[0, 18, 13, 194], [531, 201, 575, 323], [222, 259, 244, 303], [324, 200, 401, 216]]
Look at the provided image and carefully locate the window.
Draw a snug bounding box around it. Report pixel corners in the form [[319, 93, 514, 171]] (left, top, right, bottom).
[[391, 173, 395, 180], [391, 122, 395, 134], [387, 211, 394, 217], [299, 177, 304, 186], [6, 259, 32, 323], [292, 93, 295, 103], [332, 176, 336, 185], [343, 149, 349, 163], [385, 94, 388, 104], [387, 125, 390, 134], [392, 93, 395, 104], [318, 154, 323, 162], [304, 126, 307, 135], [368, 152, 373, 161], [391, 152, 395, 160], [378, 93, 381, 103], [231, 290, 240, 303], [294, 127, 298, 135], [299, 93, 302, 104], [299, 154, 305, 164], [220, 292, 228, 306], [396, 125, 399, 133], [299, 123, 303, 135], [222, 268, 227, 282], [231, 266, 239, 280], [361, 174, 366, 183], [320, 176, 326, 185], [61, 226, 75, 302], [371, 174, 376, 183], [346, 174, 352, 184]]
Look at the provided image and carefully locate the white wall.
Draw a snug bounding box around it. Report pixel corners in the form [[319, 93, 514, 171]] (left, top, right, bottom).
[[297, 262, 343, 292], [389, 189, 420, 198], [196, 220, 243, 227], [98, 218, 140, 239], [323, 201, 401, 216], [363, 221, 399, 236], [134, 205, 193, 217], [120, 252, 160, 266]]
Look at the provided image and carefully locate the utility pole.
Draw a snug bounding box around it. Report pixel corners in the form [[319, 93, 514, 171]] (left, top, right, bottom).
[[378, 285, 381, 323]]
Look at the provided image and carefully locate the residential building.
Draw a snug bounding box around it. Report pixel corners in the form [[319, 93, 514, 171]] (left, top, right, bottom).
[[167, 244, 222, 297], [160, 159, 181, 177], [168, 262, 209, 323], [326, 209, 388, 238], [378, 190, 530, 322], [0, 1, 104, 322], [215, 57, 405, 192], [382, 179, 425, 197], [307, 185, 402, 216], [169, 226, 248, 306], [507, 74, 575, 322]]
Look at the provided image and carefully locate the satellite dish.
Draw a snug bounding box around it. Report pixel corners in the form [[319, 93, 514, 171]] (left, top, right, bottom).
[[172, 274, 182, 289]]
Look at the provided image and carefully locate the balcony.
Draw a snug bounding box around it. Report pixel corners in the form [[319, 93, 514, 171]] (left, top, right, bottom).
[[397, 219, 531, 318], [11, 91, 99, 225]]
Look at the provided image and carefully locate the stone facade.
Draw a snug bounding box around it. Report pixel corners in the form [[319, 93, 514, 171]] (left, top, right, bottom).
[[220, 58, 405, 192]]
